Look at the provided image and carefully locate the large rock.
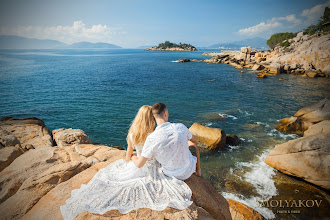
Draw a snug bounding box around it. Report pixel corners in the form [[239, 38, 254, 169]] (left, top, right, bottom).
[[251, 64, 263, 71], [0, 145, 23, 172], [226, 199, 263, 220], [52, 128, 92, 147], [276, 99, 330, 134], [294, 98, 330, 123], [304, 120, 330, 137], [265, 133, 330, 190], [22, 163, 231, 220], [0, 144, 125, 220], [189, 123, 226, 150], [268, 64, 281, 74], [0, 117, 53, 149]]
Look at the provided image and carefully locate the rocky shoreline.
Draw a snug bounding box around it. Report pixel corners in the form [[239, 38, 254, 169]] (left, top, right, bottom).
[[0, 116, 264, 220], [265, 98, 330, 190], [178, 32, 330, 78]]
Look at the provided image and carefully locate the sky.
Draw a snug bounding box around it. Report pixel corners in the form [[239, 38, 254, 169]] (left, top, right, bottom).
[[0, 0, 329, 48]]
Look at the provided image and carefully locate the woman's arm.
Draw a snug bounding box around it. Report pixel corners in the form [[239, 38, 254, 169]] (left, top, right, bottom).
[[125, 137, 134, 162]]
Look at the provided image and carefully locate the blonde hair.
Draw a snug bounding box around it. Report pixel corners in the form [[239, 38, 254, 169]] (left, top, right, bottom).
[[127, 105, 155, 146]]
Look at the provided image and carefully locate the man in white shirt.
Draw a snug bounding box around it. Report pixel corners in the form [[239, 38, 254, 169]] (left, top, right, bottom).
[[132, 103, 201, 180]]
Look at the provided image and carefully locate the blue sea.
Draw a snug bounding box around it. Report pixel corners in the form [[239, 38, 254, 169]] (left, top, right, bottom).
[[0, 49, 329, 219]]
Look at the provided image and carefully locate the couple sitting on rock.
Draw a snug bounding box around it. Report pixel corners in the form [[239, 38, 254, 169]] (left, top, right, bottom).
[[60, 103, 201, 220]]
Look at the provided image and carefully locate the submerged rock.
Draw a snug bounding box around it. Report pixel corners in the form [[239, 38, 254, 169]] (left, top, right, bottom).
[[177, 58, 191, 63], [189, 123, 226, 150], [226, 134, 240, 146]]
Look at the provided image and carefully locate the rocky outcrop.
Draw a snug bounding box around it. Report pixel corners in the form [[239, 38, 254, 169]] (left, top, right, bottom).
[[304, 120, 330, 137], [265, 133, 330, 190], [276, 98, 330, 134], [0, 116, 53, 149], [0, 117, 235, 220], [178, 58, 191, 63], [227, 199, 263, 220], [0, 144, 125, 220], [52, 128, 92, 147], [189, 122, 226, 150], [181, 33, 330, 78], [266, 99, 330, 190]]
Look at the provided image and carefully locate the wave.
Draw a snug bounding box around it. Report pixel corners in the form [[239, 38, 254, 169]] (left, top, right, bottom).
[[218, 113, 238, 120], [254, 122, 299, 140], [225, 150, 277, 219], [237, 109, 253, 116]]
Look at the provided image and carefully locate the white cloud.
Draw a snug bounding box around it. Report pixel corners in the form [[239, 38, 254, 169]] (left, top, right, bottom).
[[0, 21, 124, 44], [277, 14, 301, 24], [301, 0, 330, 25], [238, 0, 329, 36], [238, 21, 282, 36]]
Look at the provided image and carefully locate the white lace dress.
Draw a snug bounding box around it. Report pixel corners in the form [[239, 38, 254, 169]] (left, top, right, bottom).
[[60, 140, 193, 220]]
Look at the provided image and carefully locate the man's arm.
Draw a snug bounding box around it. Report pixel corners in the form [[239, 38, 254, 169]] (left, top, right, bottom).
[[131, 155, 148, 168], [189, 135, 201, 176]]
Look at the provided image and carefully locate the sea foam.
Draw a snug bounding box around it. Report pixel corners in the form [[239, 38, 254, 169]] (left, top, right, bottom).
[[224, 149, 277, 219]]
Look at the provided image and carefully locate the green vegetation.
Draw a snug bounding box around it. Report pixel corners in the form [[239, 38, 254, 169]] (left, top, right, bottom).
[[156, 41, 197, 51], [266, 32, 296, 49], [304, 6, 330, 35], [280, 40, 291, 48], [267, 7, 329, 49]]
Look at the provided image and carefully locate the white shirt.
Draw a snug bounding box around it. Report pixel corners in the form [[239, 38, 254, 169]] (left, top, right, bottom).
[[141, 122, 197, 180]]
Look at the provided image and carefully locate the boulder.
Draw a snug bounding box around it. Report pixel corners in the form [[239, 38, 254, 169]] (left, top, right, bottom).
[[305, 70, 319, 78], [226, 134, 240, 146], [276, 99, 330, 134], [52, 128, 92, 147], [227, 199, 263, 220], [251, 64, 263, 71], [269, 64, 281, 74], [0, 144, 126, 220], [0, 117, 53, 149], [265, 133, 330, 190], [189, 123, 226, 150], [304, 120, 330, 137]]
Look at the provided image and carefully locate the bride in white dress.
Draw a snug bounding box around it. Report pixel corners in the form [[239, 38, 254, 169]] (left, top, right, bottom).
[[60, 105, 193, 220]]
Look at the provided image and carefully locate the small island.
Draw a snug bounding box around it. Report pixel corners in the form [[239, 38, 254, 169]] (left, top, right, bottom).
[[145, 41, 198, 51]]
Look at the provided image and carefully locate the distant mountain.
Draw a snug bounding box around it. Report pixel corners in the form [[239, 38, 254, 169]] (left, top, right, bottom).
[[67, 41, 121, 49], [0, 35, 67, 49], [0, 35, 121, 49], [207, 37, 269, 50]]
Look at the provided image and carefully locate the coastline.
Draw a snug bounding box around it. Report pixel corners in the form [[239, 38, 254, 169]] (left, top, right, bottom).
[[178, 32, 330, 78]]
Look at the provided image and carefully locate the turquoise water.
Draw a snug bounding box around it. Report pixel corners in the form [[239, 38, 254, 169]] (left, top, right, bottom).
[[1, 49, 329, 219]]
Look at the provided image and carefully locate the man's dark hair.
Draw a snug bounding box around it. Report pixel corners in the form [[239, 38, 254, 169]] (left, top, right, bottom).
[[152, 103, 167, 115]]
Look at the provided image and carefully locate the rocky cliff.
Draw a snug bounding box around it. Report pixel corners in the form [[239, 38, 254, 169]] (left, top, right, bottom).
[[0, 116, 264, 220]]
